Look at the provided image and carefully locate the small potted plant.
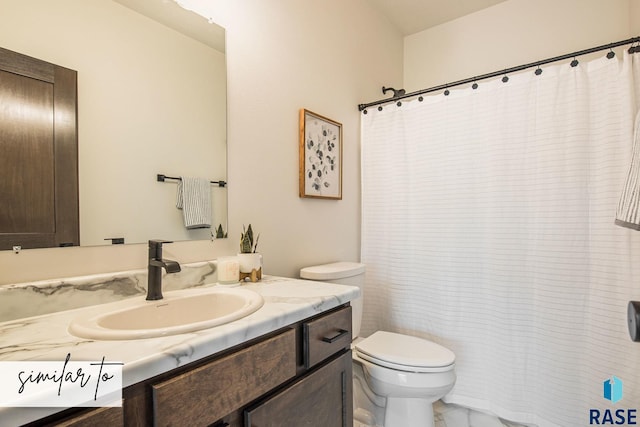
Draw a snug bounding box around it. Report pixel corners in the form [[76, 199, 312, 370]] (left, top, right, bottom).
[[215, 224, 227, 239], [237, 224, 262, 280]]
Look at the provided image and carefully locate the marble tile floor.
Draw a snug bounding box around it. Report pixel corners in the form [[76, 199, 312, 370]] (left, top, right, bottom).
[[354, 401, 531, 427], [434, 401, 530, 427]]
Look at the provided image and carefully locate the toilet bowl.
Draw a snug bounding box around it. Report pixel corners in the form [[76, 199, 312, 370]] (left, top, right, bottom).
[[300, 262, 456, 427], [354, 331, 455, 427]]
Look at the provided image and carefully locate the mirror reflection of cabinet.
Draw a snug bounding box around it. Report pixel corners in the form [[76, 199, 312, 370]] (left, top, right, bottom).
[[0, 47, 78, 250]]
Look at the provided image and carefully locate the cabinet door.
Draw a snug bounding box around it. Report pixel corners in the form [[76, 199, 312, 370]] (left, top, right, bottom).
[[0, 47, 79, 250], [244, 350, 353, 427]]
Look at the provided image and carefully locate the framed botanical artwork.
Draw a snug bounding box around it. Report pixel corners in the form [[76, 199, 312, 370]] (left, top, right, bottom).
[[299, 109, 343, 199]]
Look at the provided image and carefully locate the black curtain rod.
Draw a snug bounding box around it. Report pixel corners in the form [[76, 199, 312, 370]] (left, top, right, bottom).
[[358, 36, 640, 112], [157, 174, 227, 188]]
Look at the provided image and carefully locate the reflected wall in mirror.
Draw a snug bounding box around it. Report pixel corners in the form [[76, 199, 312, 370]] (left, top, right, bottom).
[[0, 0, 227, 249]]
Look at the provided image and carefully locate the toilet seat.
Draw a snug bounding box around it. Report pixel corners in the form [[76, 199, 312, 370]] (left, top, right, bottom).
[[355, 331, 455, 373]]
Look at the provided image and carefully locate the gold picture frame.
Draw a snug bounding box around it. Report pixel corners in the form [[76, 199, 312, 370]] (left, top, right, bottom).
[[299, 109, 343, 199]]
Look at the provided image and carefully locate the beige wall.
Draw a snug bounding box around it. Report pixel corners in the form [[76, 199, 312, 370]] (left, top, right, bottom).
[[632, 0, 640, 34], [211, 1, 403, 278], [404, 0, 635, 92], [0, 0, 403, 284]]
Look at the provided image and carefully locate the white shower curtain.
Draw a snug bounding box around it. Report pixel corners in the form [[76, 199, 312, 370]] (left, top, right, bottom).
[[361, 52, 640, 427]]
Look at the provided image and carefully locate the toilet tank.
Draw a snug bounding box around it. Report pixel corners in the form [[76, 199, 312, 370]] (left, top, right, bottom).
[[300, 262, 365, 339]]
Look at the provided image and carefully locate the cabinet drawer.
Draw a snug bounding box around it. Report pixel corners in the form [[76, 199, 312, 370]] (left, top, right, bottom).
[[152, 328, 296, 427], [303, 305, 352, 369]]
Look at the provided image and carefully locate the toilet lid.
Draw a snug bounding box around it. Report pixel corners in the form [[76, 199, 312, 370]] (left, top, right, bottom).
[[300, 262, 365, 280], [355, 331, 455, 372]]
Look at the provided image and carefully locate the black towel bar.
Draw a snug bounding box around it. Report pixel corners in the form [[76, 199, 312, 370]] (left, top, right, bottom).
[[157, 174, 227, 188]]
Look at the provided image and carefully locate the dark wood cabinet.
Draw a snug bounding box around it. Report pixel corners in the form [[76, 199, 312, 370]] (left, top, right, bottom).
[[303, 303, 352, 369], [245, 350, 353, 427], [0, 47, 79, 250], [29, 305, 353, 427], [152, 328, 297, 427]]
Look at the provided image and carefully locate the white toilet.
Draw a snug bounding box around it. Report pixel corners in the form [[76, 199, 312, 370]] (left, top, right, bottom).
[[300, 262, 456, 427]]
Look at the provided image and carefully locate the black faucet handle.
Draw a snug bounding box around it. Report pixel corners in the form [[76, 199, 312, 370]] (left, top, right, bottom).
[[149, 239, 174, 258], [149, 239, 173, 246]]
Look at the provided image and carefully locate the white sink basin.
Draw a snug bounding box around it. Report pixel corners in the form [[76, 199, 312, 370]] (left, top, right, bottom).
[[68, 287, 264, 340]]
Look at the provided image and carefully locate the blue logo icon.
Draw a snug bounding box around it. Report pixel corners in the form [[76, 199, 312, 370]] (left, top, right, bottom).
[[604, 376, 623, 404], [589, 376, 636, 425]]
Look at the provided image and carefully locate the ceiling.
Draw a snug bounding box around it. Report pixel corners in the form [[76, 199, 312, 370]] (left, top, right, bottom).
[[366, 0, 508, 36], [113, 0, 507, 52], [113, 0, 225, 52]]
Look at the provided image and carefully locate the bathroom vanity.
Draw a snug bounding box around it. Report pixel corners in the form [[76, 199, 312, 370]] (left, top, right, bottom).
[[0, 275, 359, 427]]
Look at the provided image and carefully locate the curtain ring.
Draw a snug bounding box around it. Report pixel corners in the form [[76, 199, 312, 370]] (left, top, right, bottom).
[[570, 57, 579, 67], [607, 48, 615, 59]]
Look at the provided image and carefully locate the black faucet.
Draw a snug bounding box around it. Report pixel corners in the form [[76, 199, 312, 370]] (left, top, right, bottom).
[[147, 240, 181, 300]]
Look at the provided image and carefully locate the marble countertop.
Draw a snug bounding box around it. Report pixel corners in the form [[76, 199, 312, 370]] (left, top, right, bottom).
[[0, 276, 360, 426]]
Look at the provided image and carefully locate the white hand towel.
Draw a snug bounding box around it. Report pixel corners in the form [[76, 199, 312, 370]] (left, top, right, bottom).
[[176, 176, 212, 229]]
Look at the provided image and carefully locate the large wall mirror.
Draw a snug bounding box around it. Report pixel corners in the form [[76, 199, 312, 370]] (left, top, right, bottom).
[[0, 0, 227, 249]]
